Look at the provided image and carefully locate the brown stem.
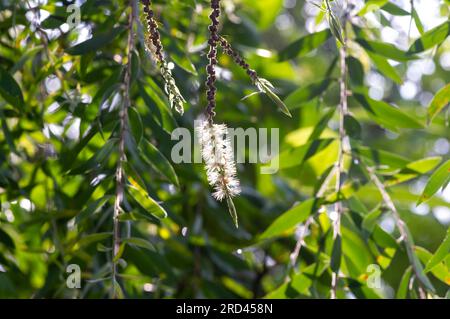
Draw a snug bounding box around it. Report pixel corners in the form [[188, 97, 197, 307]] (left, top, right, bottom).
[[330, 3, 349, 299], [364, 164, 429, 298], [112, 0, 136, 298]]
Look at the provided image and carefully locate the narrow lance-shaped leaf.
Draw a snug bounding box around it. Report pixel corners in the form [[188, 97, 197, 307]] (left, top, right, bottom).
[[128, 107, 143, 145], [140, 139, 179, 187], [326, 1, 344, 45], [381, 2, 410, 16], [427, 83, 450, 125], [0, 66, 24, 109], [353, 91, 424, 131], [356, 38, 416, 61], [330, 235, 342, 272], [259, 198, 320, 240], [226, 196, 239, 229], [417, 159, 450, 205], [408, 21, 450, 54], [284, 78, 333, 110], [424, 227, 450, 273], [278, 29, 332, 61], [255, 78, 292, 117], [367, 52, 402, 84], [67, 26, 126, 55], [127, 176, 168, 219], [358, 0, 389, 16], [396, 267, 413, 299], [411, 6, 424, 35]]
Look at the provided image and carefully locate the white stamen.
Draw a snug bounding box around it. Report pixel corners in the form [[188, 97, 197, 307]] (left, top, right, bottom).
[[196, 117, 241, 201]]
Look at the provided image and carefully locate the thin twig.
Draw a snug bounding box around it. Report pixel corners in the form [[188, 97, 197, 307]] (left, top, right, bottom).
[[363, 164, 428, 299], [330, 0, 349, 299], [112, 0, 137, 298], [285, 161, 337, 282]]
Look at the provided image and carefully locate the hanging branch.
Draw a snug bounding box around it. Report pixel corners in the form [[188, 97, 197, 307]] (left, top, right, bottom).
[[112, 0, 137, 298], [196, 0, 241, 228], [141, 0, 185, 115], [363, 163, 434, 298], [285, 165, 337, 282], [218, 36, 291, 117], [329, 0, 349, 299], [205, 0, 221, 120]]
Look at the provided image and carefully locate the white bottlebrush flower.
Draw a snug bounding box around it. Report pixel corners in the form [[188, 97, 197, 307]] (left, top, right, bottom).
[[196, 118, 241, 201]]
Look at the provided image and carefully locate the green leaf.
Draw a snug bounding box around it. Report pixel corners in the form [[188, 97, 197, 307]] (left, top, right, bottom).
[[226, 196, 239, 228], [127, 176, 168, 219], [353, 92, 424, 131], [417, 159, 450, 205], [308, 108, 336, 142], [259, 198, 319, 240], [356, 38, 416, 61], [76, 232, 111, 248], [358, 0, 389, 16], [347, 56, 364, 87], [66, 26, 125, 55], [403, 226, 435, 292], [278, 29, 332, 61], [284, 78, 333, 110], [367, 52, 402, 84], [344, 114, 362, 140], [384, 156, 442, 187], [425, 228, 450, 273], [362, 207, 382, 233], [381, 2, 410, 16], [396, 267, 412, 299], [122, 237, 155, 251], [256, 78, 292, 117], [372, 225, 398, 248], [113, 243, 126, 263], [0, 66, 24, 109], [411, 7, 424, 35], [140, 139, 179, 187], [0, 228, 14, 249], [128, 107, 143, 145], [273, 138, 334, 169], [427, 83, 450, 125], [326, 5, 344, 45], [408, 21, 450, 54], [354, 145, 410, 169], [415, 246, 450, 285], [330, 235, 342, 272]]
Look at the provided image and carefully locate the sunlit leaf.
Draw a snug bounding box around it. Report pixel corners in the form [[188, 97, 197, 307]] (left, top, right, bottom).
[[128, 176, 168, 219], [260, 198, 320, 240], [0, 66, 24, 109], [427, 83, 450, 125], [417, 159, 450, 205], [67, 26, 126, 55], [425, 227, 450, 273], [408, 21, 450, 54], [278, 29, 332, 61]]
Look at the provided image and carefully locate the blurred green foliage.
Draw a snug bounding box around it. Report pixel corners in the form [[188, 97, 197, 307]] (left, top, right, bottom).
[[0, 0, 449, 299]]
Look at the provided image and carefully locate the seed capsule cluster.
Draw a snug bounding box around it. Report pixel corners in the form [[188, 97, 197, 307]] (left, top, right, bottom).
[[141, 0, 185, 115], [142, 0, 163, 62], [218, 36, 257, 83], [205, 0, 221, 119]]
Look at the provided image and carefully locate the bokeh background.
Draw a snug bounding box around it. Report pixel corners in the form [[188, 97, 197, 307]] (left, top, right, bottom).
[[0, 0, 449, 298]]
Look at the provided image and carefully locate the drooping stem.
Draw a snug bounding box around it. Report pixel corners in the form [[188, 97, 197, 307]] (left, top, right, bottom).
[[330, 2, 349, 300], [285, 165, 337, 282], [141, 0, 185, 115], [218, 36, 257, 82], [363, 164, 430, 298], [205, 0, 221, 120], [112, 0, 136, 298]]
